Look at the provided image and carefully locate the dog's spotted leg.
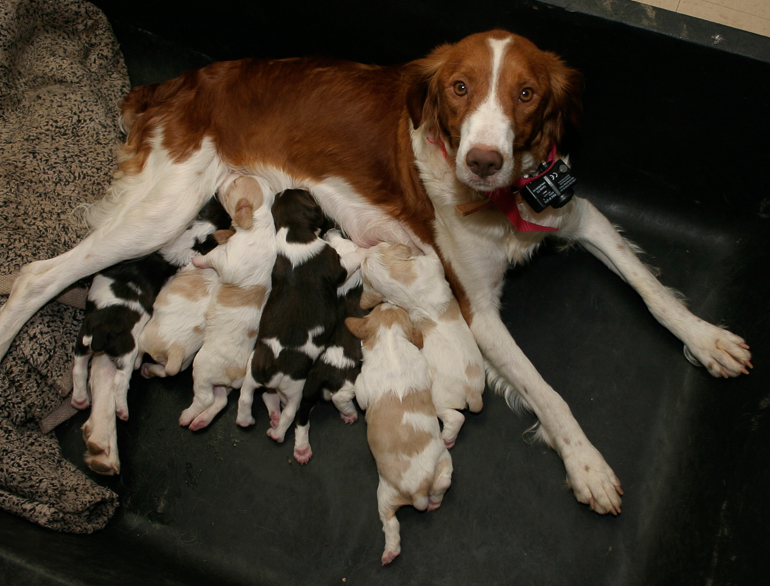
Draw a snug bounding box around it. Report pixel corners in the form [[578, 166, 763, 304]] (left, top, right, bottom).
[[471, 309, 623, 514], [568, 198, 752, 378]]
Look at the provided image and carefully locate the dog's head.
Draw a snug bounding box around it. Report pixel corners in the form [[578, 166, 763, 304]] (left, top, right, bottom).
[[406, 30, 582, 192]]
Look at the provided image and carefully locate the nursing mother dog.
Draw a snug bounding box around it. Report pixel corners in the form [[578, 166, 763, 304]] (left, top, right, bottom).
[[0, 30, 752, 515]]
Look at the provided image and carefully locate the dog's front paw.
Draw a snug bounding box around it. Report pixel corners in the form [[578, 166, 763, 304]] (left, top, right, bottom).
[[564, 444, 623, 515], [267, 427, 285, 443], [684, 323, 752, 378]]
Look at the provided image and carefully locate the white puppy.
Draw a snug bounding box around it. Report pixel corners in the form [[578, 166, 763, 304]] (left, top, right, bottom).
[[139, 261, 222, 379], [360, 242, 485, 447], [347, 303, 453, 566], [179, 175, 277, 430]]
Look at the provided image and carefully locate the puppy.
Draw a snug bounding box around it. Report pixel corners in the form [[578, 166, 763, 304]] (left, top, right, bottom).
[[72, 196, 231, 473], [346, 302, 453, 566], [72, 252, 178, 473], [360, 242, 485, 447], [138, 262, 221, 379], [235, 190, 349, 456], [291, 230, 365, 463], [179, 175, 276, 431]]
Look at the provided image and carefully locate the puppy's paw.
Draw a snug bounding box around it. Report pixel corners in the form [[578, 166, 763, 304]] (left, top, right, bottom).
[[564, 444, 623, 516], [179, 406, 203, 428], [236, 413, 256, 427], [71, 393, 90, 410], [267, 427, 285, 443], [340, 411, 358, 424], [381, 545, 400, 566], [293, 444, 313, 464], [684, 323, 752, 378]]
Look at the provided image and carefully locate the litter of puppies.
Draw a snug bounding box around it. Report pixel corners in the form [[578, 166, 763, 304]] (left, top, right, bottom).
[[68, 182, 482, 565]]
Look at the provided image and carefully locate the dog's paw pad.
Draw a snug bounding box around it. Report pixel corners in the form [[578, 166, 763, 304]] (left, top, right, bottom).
[[565, 447, 622, 516], [685, 325, 752, 378]]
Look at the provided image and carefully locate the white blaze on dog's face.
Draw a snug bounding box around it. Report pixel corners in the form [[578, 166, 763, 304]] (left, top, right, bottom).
[[408, 30, 582, 192]]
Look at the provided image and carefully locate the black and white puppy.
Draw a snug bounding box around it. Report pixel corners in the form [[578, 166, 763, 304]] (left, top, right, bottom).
[[292, 230, 365, 463], [235, 190, 357, 462], [72, 196, 230, 474]]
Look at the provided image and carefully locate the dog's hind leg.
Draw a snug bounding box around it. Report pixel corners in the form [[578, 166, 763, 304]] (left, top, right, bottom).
[[0, 139, 227, 361]]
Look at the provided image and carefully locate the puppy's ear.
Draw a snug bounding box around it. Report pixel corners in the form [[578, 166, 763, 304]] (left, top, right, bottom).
[[213, 229, 236, 244], [409, 327, 424, 350], [220, 176, 263, 228], [233, 198, 254, 229], [531, 52, 583, 162], [345, 317, 370, 340], [360, 288, 383, 310], [404, 43, 451, 130]]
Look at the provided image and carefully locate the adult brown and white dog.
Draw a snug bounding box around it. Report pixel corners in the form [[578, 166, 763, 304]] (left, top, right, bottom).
[[0, 30, 752, 514]]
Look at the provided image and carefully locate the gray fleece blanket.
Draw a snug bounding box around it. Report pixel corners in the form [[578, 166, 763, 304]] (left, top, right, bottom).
[[0, 0, 130, 533]]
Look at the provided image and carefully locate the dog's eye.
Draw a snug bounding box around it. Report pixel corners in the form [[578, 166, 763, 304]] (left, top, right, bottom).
[[519, 88, 534, 102], [453, 81, 468, 97]]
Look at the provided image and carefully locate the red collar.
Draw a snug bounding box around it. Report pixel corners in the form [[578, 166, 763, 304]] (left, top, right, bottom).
[[426, 130, 559, 233]]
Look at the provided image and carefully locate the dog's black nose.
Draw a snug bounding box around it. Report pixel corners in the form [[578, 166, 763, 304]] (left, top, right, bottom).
[[466, 147, 503, 179]]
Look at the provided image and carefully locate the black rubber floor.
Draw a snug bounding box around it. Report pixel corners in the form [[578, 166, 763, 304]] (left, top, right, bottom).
[[1, 2, 768, 585]]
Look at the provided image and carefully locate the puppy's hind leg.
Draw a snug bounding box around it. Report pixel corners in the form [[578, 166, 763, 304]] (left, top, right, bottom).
[[267, 378, 305, 443], [435, 404, 465, 449]]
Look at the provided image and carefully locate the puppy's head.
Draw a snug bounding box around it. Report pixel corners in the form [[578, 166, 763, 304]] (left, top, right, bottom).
[[218, 175, 265, 229], [346, 302, 423, 350], [406, 29, 582, 191], [359, 243, 447, 314], [272, 189, 326, 239]]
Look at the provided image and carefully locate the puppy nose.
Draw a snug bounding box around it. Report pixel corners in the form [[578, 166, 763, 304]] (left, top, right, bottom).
[[466, 147, 503, 178]]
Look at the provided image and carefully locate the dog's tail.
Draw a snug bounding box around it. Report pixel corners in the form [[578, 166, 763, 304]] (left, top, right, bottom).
[[119, 83, 162, 134]]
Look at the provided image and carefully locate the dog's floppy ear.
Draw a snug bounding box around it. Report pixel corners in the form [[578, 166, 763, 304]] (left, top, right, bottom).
[[404, 43, 451, 130], [213, 229, 236, 245], [531, 52, 583, 162], [220, 176, 264, 228], [409, 326, 424, 350], [345, 316, 370, 340], [233, 198, 254, 229], [360, 288, 384, 310]]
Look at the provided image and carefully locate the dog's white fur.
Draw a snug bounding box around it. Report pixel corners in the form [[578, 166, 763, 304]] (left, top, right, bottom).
[[347, 303, 453, 565], [359, 242, 485, 448], [179, 175, 277, 431]]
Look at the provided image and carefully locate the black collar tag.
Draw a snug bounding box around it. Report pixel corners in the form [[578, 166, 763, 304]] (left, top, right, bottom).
[[519, 160, 578, 213]]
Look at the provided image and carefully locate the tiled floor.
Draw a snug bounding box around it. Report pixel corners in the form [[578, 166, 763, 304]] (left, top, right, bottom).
[[632, 0, 770, 37]]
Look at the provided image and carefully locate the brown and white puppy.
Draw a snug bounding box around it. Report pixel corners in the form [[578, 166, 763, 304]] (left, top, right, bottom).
[[0, 30, 751, 513], [360, 242, 484, 448], [179, 175, 276, 430], [347, 303, 453, 566], [139, 261, 221, 380]]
